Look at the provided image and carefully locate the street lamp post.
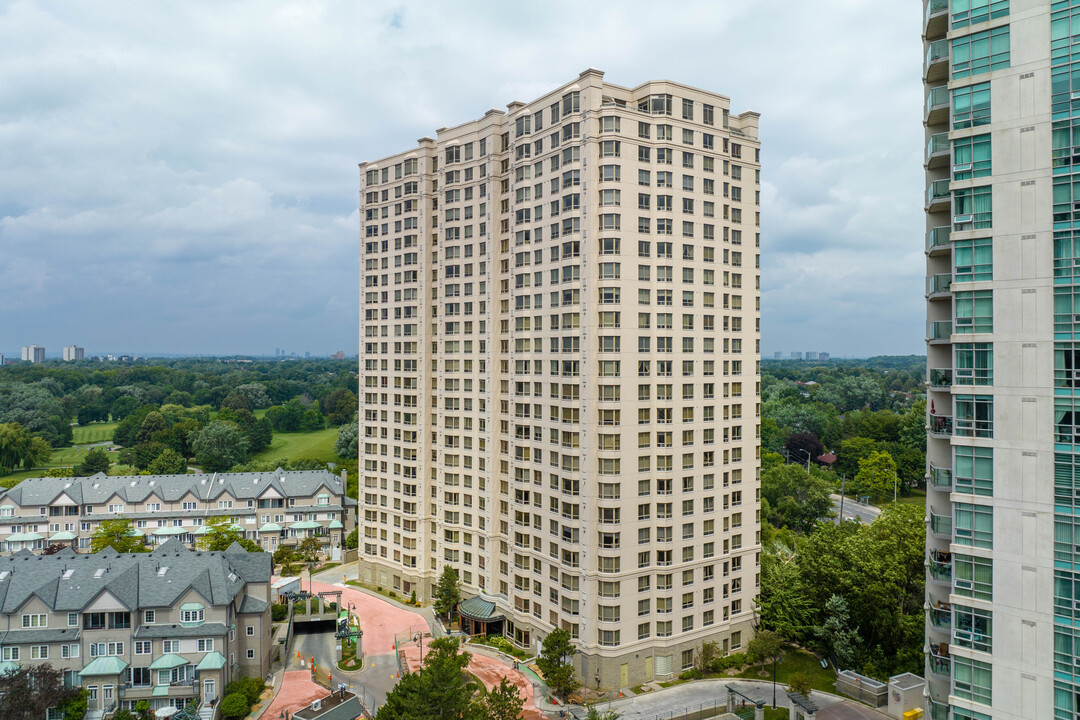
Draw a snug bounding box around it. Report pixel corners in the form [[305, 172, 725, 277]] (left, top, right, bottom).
[[772, 655, 778, 708], [893, 469, 898, 503], [797, 448, 811, 474], [838, 475, 846, 524]]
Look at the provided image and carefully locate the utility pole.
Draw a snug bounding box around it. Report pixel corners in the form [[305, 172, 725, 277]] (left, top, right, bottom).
[[893, 469, 898, 503], [839, 475, 846, 524], [797, 448, 811, 474]]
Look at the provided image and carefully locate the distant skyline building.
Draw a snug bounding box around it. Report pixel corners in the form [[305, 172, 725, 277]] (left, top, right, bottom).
[[20, 345, 44, 363], [359, 69, 761, 688], [789, 351, 803, 360], [774, 351, 782, 359], [62, 345, 84, 361]]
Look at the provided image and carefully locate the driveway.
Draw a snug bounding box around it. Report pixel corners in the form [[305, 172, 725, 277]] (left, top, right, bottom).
[[259, 670, 328, 720]]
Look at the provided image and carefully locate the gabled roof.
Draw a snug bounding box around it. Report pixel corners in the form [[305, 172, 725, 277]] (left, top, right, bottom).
[[0, 542, 270, 614], [0, 469, 346, 508]]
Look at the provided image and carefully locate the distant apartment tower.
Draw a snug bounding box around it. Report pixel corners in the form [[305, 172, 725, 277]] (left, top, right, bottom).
[[773, 351, 782, 359], [922, 2, 1076, 718], [789, 351, 803, 360], [359, 69, 761, 688], [804, 351, 818, 361], [62, 345, 84, 361], [21, 345, 44, 363], [818, 352, 829, 362]]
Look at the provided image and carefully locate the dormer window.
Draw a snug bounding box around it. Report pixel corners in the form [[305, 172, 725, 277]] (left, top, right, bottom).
[[180, 604, 205, 626]]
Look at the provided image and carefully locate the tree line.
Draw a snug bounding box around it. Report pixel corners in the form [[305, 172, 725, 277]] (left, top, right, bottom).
[[757, 356, 926, 680], [0, 358, 358, 478]]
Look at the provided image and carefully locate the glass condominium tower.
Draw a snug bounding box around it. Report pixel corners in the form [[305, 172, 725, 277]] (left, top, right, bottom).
[[924, 1, 1080, 718], [358, 69, 761, 688]]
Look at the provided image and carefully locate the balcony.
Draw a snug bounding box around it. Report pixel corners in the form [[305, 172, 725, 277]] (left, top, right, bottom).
[[925, 0, 949, 40], [928, 321, 952, 344], [928, 464, 953, 490], [929, 414, 953, 438], [925, 39, 949, 83], [926, 86, 949, 125], [928, 368, 953, 390], [929, 510, 953, 538], [927, 643, 951, 677], [928, 597, 952, 630], [926, 695, 951, 720], [928, 273, 953, 299], [927, 179, 951, 211], [927, 132, 949, 168], [927, 225, 951, 255], [928, 548, 952, 584], [119, 682, 199, 699]]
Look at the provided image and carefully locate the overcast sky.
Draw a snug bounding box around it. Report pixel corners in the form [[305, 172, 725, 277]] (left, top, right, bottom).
[[0, 0, 923, 358]]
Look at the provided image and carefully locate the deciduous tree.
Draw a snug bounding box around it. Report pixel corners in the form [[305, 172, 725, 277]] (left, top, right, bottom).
[[192, 421, 249, 472], [0, 662, 82, 720], [75, 447, 111, 476], [90, 517, 148, 553]]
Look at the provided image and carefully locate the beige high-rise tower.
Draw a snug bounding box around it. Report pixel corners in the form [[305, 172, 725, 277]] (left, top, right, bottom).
[[358, 69, 760, 688]]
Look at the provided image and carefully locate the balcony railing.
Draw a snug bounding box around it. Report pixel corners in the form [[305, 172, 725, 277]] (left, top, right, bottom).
[[926, 39, 949, 81], [926, 86, 949, 124], [927, 179, 951, 209], [929, 321, 952, 342], [925, 0, 949, 38], [929, 414, 953, 437], [927, 132, 949, 166], [928, 273, 953, 297], [928, 368, 953, 389], [929, 464, 953, 490], [927, 696, 951, 720], [927, 643, 951, 677], [928, 597, 952, 630], [927, 225, 951, 253], [928, 548, 952, 583], [929, 510, 953, 538]]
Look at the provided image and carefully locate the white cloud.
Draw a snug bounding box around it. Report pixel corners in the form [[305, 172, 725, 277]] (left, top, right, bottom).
[[0, 0, 924, 356]]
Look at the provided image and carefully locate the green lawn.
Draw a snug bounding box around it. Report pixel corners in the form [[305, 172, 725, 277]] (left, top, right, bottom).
[[72, 421, 119, 445], [735, 646, 836, 695], [253, 427, 340, 464]]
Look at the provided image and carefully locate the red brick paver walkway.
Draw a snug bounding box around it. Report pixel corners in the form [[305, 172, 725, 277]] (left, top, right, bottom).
[[259, 670, 329, 720], [399, 644, 542, 719], [308, 580, 427, 654]]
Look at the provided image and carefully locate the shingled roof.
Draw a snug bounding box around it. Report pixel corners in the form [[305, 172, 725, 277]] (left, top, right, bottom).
[[0, 469, 351, 508], [0, 542, 270, 614]]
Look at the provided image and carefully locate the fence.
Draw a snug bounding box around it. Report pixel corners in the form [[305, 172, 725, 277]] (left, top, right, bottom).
[[575, 698, 747, 720], [836, 670, 887, 707]]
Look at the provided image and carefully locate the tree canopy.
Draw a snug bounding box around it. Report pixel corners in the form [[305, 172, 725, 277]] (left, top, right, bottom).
[[90, 517, 149, 553], [0, 662, 83, 720], [537, 627, 578, 699]]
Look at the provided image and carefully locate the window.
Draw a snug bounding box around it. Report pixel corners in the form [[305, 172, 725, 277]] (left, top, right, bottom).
[[954, 605, 992, 652], [955, 342, 993, 386], [953, 135, 992, 180], [144, 610, 155, 624], [954, 186, 992, 230], [953, 655, 993, 705], [22, 614, 46, 628], [247, 649, 255, 659], [181, 607, 205, 624], [955, 445, 993, 495], [955, 290, 993, 333], [953, 82, 991, 130], [135, 641, 151, 655], [197, 639, 215, 652], [952, 26, 1010, 79], [954, 238, 992, 282], [163, 640, 178, 653], [955, 502, 993, 548], [955, 394, 993, 437], [953, 0, 1008, 29]]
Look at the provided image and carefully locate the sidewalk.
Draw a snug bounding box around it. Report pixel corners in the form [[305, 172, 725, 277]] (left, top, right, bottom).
[[585, 677, 890, 720]]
